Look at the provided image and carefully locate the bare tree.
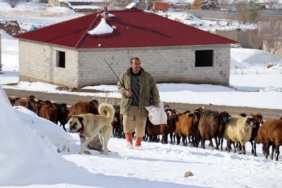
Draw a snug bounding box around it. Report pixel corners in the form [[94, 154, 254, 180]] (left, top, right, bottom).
[[235, 1, 249, 24], [248, 14, 282, 51], [248, 0, 261, 23], [247, 29, 263, 49], [218, 0, 230, 10], [235, 0, 261, 24], [257, 17, 282, 53]]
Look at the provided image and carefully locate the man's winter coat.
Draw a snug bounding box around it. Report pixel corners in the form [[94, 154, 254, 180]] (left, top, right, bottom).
[[117, 68, 160, 117]]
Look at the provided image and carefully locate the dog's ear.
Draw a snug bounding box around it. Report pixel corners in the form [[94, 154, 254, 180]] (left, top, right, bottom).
[[78, 116, 83, 123]]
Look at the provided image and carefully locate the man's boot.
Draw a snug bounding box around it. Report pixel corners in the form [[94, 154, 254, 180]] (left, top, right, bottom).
[[135, 137, 142, 148], [125, 133, 133, 148]]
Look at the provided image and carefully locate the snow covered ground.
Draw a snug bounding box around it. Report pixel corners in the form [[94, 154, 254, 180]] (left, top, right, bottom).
[[1, 1, 282, 187]]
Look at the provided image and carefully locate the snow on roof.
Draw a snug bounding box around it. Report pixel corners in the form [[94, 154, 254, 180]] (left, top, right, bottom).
[[125, 2, 137, 9], [88, 17, 114, 35]]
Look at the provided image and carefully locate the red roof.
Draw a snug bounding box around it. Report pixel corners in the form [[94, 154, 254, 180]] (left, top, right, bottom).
[[14, 8, 236, 49]]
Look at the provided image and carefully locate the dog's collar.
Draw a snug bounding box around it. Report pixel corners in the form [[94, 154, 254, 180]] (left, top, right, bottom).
[[77, 122, 85, 137]]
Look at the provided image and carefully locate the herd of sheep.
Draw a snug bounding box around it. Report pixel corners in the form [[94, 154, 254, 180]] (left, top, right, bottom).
[[136, 105, 282, 161], [7, 95, 282, 161]]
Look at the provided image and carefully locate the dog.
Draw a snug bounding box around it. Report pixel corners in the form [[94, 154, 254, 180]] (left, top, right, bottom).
[[67, 102, 114, 155]]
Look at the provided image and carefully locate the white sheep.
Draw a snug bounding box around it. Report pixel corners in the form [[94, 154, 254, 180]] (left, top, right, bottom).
[[223, 116, 256, 154]]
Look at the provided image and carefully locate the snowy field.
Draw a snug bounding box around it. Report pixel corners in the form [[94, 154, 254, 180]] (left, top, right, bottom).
[[1, 1, 282, 187]]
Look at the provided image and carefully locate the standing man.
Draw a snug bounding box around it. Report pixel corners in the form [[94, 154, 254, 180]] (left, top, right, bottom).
[[117, 57, 160, 148]]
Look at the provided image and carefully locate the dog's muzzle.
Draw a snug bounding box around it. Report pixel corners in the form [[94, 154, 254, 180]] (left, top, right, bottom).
[[68, 124, 78, 133]]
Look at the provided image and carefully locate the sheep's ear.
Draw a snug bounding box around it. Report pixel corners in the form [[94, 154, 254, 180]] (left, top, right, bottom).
[[240, 113, 247, 117], [223, 111, 231, 118]]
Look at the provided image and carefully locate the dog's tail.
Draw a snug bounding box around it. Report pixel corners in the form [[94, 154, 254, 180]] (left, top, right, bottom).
[[98, 103, 115, 122]]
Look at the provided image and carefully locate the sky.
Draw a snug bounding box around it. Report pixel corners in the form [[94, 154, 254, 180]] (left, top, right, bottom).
[[1, 1, 282, 187]]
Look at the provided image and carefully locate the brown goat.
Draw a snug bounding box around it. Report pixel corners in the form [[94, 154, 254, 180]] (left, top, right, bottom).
[[8, 96, 19, 105], [166, 109, 178, 144], [174, 110, 201, 146], [146, 119, 168, 143], [255, 119, 282, 161], [68, 99, 99, 117], [145, 109, 178, 144], [13, 95, 41, 115], [38, 101, 58, 124], [198, 110, 231, 150]]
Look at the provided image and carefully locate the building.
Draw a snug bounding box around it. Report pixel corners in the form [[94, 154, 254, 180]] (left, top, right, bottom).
[[14, 7, 236, 88]]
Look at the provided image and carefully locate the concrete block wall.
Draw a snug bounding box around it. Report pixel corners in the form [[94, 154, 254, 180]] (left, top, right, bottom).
[[19, 41, 49, 82], [52, 46, 78, 87], [19, 41, 79, 87], [77, 44, 230, 87], [19, 41, 230, 88]]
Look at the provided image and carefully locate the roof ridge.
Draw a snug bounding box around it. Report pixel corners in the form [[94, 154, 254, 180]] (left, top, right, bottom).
[[74, 11, 103, 48]]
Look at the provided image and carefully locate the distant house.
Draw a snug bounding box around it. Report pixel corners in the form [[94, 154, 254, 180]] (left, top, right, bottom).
[[14, 7, 236, 88], [48, 0, 109, 12]]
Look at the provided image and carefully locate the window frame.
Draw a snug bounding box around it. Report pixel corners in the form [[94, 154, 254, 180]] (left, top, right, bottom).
[[56, 50, 66, 68], [195, 50, 214, 67]]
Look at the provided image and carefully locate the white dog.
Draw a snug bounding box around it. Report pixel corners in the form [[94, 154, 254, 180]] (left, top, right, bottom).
[[67, 102, 114, 155]]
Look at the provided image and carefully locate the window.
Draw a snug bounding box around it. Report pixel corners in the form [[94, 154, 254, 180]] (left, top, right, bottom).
[[195, 50, 213, 67], [57, 51, 65, 68]]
